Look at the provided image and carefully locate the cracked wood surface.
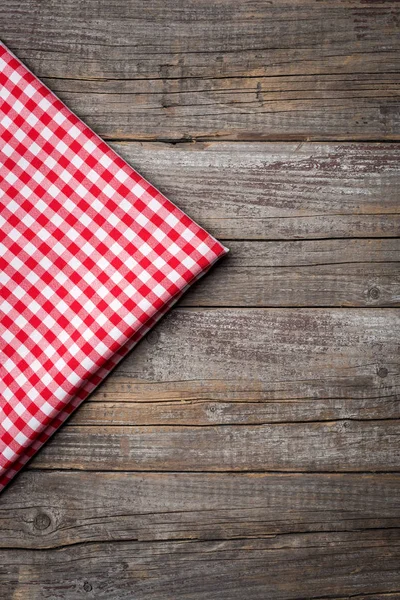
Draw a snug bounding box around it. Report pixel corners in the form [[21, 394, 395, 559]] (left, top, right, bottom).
[[1, 532, 400, 600], [1, 1, 400, 598], [1, 471, 399, 549]]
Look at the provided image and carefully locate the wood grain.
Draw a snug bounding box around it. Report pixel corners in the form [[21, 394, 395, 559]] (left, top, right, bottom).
[[1, 531, 399, 600], [79, 307, 400, 403], [71, 392, 400, 426], [2, 0, 400, 140], [180, 239, 400, 307], [39, 73, 400, 142], [1, 471, 399, 549], [28, 419, 400, 472], [109, 142, 400, 240]]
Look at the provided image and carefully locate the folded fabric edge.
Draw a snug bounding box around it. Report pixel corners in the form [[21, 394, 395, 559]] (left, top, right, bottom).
[[0, 246, 228, 492], [0, 40, 229, 257]]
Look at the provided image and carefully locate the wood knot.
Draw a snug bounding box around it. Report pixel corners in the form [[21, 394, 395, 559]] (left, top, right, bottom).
[[146, 330, 160, 346], [367, 286, 380, 301], [33, 512, 51, 531], [377, 367, 388, 379], [83, 582, 92, 592]]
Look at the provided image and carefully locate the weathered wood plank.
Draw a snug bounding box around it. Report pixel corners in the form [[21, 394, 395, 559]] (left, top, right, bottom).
[[4, 0, 400, 81], [180, 239, 400, 307], [28, 419, 400, 472], [75, 308, 399, 403], [40, 74, 400, 142], [1, 531, 399, 600], [108, 142, 400, 240], [2, 0, 400, 140], [1, 471, 399, 549], [71, 393, 400, 426]]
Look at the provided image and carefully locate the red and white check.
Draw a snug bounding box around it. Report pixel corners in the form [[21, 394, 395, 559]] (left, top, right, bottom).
[[0, 42, 228, 492]]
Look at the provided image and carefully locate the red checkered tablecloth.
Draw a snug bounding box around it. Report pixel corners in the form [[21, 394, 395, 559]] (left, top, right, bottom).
[[0, 42, 228, 492]]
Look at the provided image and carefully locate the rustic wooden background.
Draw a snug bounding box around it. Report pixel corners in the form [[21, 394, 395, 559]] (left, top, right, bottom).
[[1, 1, 400, 598]]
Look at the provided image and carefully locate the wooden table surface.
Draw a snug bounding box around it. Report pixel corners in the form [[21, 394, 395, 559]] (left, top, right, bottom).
[[1, 1, 400, 598]]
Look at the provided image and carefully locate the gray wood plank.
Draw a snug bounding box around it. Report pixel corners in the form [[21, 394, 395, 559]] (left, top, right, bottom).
[[180, 239, 400, 307], [71, 392, 400, 425], [28, 419, 400, 472], [1, 471, 399, 549], [39, 73, 400, 142], [1, 531, 399, 600], [73, 307, 400, 403], [108, 142, 400, 240], [2, 0, 399, 140], [4, 0, 400, 81]]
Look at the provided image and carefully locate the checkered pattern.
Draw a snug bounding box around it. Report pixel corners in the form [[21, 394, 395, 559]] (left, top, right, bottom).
[[0, 42, 228, 492]]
